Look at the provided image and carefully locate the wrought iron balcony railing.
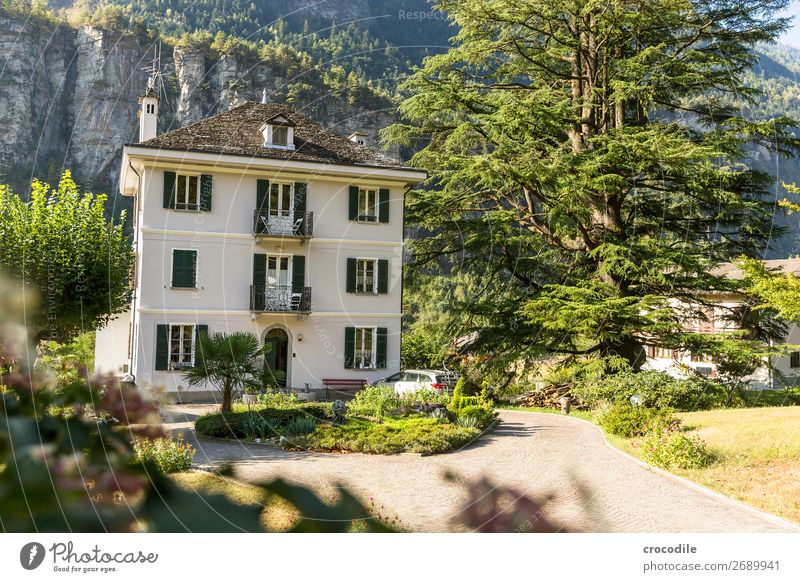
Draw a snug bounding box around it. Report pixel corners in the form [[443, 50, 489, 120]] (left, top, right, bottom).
[[250, 284, 311, 313], [253, 211, 313, 239]]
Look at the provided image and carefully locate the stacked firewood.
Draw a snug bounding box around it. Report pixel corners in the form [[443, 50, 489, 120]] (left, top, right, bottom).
[[510, 384, 586, 410]]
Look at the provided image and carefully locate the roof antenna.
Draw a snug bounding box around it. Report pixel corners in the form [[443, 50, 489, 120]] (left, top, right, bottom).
[[261, 88, 268, 104], [142, 42, 166, 103]]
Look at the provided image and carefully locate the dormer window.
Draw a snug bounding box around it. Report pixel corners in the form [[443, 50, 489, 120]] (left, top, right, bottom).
[[272, 125, 288, 146], [261, 114, 295, 150]]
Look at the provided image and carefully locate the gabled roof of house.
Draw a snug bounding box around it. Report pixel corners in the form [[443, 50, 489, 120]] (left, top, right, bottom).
[[132, 101, 406, 170]]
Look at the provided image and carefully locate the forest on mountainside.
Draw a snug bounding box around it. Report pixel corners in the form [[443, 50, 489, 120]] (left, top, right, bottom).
[[2, 0, 800, 255]]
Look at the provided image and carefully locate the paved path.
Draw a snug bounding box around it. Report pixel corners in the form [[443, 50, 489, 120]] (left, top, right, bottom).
[[165, 406, 798, 533]]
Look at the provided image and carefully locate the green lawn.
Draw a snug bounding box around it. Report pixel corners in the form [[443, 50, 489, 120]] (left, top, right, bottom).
[[740, 389, 800, 407], [671, 407, 800, 523], [171, 470, 405, 531], [171, 470, 299, 531]]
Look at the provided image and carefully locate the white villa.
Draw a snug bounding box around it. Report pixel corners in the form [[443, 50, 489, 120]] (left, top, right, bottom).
[[94, 87, 426, 400], [644, 259, 800, 389]]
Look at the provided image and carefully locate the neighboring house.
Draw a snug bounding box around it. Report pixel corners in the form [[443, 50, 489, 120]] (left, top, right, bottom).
[[94, 86, 426, 400], [644, 259, 800, 389]]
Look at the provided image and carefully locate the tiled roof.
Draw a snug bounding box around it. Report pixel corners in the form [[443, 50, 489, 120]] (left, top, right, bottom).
[[714, 258, 800, 280], [133, 102, 406, 169]]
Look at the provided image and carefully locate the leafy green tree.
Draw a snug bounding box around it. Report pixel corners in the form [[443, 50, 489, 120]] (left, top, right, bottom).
[[386, 0, 798, 371], [737, 182, 800, 321], [183, 331, 262, 412], [739, 257, 800, 322], [36, 332, 95, 384], [0, 171, 132, 343]]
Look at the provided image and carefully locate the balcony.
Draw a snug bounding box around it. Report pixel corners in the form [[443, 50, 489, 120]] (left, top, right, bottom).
[[250, 284, 311, 313], [253, 211, 313, 242]]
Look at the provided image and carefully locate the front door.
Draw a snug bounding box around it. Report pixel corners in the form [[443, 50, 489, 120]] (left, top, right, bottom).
[[263, 328, 289, 388]]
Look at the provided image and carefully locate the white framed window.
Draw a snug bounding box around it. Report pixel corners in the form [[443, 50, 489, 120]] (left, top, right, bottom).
[[175, 173, 199, 210], [269, 182, 293, 217], [261, 118, 295, 150], [266, 255, 291, 287], [169, 324, 195, 369], [272, 125, 288, 146], [358, 188, 378, 222], [354, 327, 376, 369], [356, 258, 377, 293]]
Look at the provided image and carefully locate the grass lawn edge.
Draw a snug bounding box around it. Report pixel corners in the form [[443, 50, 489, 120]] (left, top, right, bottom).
[[498, 407, 800, 531]]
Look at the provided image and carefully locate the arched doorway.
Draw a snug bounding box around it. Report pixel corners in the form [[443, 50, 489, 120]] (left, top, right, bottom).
[[263, 327, 289, 388]]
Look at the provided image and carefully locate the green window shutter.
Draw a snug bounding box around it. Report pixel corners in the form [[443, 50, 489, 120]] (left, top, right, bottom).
[[252, 254, 267, 311], [348, 185, 359, 220], [376, 327, 388, 368], [344, 327, 355, 369], [346, 258, 357, 293], [378, 188, 390, 223], [172, 250, 196, 288], [256, 179, 270, 214], [155, 324, 169, 370], [253, 253, 266, 284], [163, 171, 176, 209], [190, 251, 198, 287], [377, 259, 389, 294], [194, 325, 208, 368], [200, 174, 213, 211], [291, 255, 305, 293], [294, 182, 307, 215]]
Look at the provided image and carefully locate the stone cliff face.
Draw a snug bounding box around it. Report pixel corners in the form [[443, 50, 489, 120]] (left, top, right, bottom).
[[0, 15, 397, 197]]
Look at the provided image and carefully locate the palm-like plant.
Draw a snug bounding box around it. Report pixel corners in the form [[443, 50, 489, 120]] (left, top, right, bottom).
[[183, 331, 262, 412]]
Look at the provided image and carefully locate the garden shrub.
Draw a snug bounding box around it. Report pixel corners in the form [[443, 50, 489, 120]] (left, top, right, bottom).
[[257, 389, 300, 408], [575, 371, 728, 411], [132, 435, 195, 473], [242, 411, 270, 440], [346, 385, 400, 418], [641, 428, 711, 469], [397, 387, 451, 408], [456, 415, 480, 428], [597, 404, 680, 438], [288, 416, 480, 455], [195, 403, 332, 439], [282, 416, 317, 437], [347, 385, 451, 418], [458, 405, 497, 429], [448, 377, 466, 412]]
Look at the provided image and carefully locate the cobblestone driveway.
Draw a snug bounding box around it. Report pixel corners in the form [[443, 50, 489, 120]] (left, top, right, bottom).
[[166, 407, 798, 532]]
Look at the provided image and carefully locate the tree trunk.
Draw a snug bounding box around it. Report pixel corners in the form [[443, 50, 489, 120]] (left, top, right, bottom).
[[221, 382, 233, 413], [603, 336, 647, 371]]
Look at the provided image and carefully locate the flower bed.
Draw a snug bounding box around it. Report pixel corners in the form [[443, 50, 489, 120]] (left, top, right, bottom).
[[194, 386, 497, 455]]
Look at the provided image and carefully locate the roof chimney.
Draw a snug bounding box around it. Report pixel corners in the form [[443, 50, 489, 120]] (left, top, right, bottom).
[[138, 45, 161, 142], [138, 84, 159, 142]]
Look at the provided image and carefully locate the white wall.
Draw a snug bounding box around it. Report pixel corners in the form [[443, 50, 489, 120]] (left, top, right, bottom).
[[139, 168, 405, 243], [134, 312, 401, 392], [129, 162, 408, 393], [94, 312, 132, 374]]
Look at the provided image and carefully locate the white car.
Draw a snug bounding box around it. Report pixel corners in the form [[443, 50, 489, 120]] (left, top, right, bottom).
[[375, 369, 459, 395]]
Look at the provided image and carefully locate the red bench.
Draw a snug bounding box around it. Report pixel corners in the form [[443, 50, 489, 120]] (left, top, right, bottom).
[[322, 378, 368, 401]]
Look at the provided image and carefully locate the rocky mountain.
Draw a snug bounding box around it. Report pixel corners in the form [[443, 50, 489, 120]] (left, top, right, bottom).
[[3, 1, 800, 257], [0, 2, 418, 200]]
